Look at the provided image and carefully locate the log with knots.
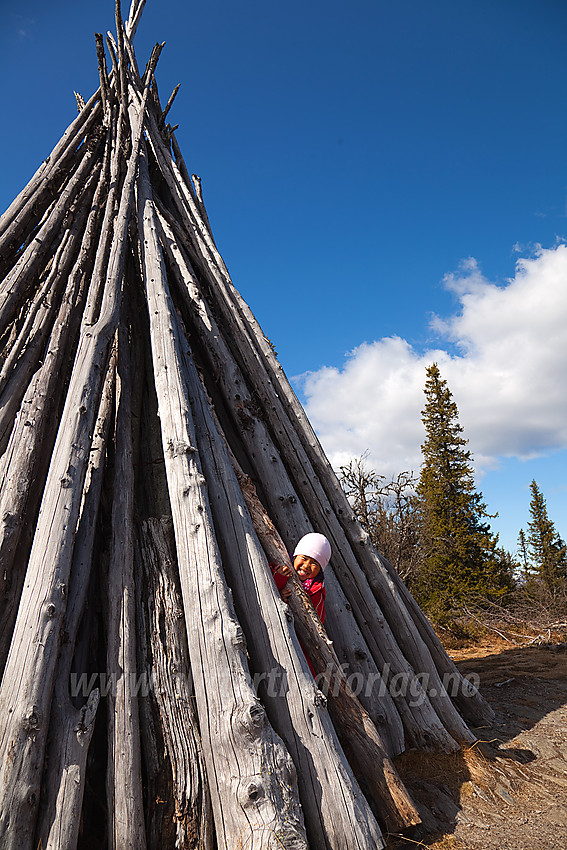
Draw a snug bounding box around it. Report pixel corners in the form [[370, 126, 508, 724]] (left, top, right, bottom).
[[0, 1, 495, 848]]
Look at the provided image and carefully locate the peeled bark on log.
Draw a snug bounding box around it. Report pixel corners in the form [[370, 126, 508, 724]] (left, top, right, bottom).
[[138, 516, 213, 850], [0, 76, 150, 849], [35, 353, 115, 850], [156, 210, 404, 757], [136, 143, 309, 850], [106, 320, 147, 850], [180, 324, 387, 849]]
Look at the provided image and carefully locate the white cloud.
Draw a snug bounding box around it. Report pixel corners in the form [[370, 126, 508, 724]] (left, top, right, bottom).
[[296, 243, 567, 479]]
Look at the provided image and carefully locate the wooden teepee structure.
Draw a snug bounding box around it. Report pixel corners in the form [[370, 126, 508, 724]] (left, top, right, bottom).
[[0, 3, 495, 848]]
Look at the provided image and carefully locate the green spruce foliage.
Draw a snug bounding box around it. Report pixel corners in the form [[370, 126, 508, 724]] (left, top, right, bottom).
[[414, 363, 512, 624], [526, 479, 567, 590]]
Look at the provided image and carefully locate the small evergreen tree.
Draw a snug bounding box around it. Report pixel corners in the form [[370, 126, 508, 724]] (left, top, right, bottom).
[[526, 479, 567, 591], [414, 363, 512, 624]]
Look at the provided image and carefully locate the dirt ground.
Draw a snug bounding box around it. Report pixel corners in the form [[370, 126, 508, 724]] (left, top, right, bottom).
[[386, 637, 567, 850]]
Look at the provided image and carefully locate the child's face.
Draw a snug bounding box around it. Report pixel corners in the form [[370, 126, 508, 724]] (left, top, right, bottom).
[[293, 554, 321, 581]]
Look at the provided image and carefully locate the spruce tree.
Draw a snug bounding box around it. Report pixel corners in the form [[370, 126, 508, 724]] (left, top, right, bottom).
[[414, 363, 511, 624], [526, 479, 567, 590]]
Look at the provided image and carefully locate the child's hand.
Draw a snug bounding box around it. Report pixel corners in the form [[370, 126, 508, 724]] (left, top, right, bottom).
[[280, 583, 292, 601], [275, 563, 291, 577]]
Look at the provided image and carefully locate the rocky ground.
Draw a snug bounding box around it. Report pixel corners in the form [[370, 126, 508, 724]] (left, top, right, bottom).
[[386, 638, 567, 850]]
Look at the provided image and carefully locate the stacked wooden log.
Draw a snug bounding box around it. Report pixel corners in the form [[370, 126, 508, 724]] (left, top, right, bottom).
[[0, 1, 495, 848]]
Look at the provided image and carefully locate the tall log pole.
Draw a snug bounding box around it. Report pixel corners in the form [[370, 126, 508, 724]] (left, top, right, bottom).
[[157, 209, 404, 757], [0, 135, 103, 339], [138, 516, 214, 850], [136, 140, 309, 850], [0, 68, 153, 850], [0, 92, 101, 257], [106, 320, 147, 850], [0, 152, 109, 673], [180, 334, 411, 841], [35, 353, 115, 850]]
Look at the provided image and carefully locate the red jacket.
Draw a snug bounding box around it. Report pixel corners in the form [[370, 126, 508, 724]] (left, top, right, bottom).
[[270, 565, 326, 623]]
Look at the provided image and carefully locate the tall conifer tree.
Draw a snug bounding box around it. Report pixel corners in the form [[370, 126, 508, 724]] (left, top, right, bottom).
[[526, 479, 567, 590], [414, 363, 511, 623]]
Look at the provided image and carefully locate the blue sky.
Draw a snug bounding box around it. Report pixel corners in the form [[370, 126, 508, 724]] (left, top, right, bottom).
[[1, 0, 566, 554]]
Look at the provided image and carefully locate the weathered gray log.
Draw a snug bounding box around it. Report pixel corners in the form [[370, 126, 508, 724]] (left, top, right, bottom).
[[178, 317, 390, 848], [374, 550, 495, 725], [0, 91, 101, 253], [35, 352, 114, 850], [125, 0, 147, 39], [157, 206, 468, 752], [0, 134, 103, 340], [174, 202, 479, 747], [138, 516, 213, 850], [114, 0, 129, 111], [136, 107, 475, 748], [0, 72, 152, 849], [95, 33, 111, 116], [81, 114, 123, 328], [136, 141, 309, 849], [231, 466, 419, 832], [0, 154, 108, 673], [0, 172, 100, 453], [157, 207, 405, 757], [224, 280, 495, 729], [106, 320, 147, 850]]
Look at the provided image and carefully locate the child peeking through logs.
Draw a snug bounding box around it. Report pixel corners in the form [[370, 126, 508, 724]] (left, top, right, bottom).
[[270, 532, 329, 624]]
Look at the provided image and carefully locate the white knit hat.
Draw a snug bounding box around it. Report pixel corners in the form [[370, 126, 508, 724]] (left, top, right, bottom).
[[293, 533, 331, 570]]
